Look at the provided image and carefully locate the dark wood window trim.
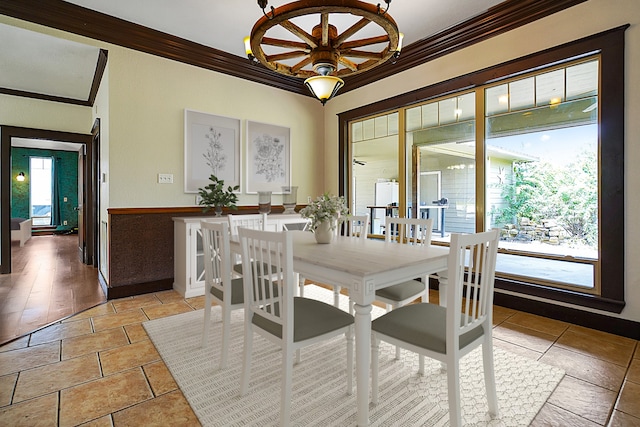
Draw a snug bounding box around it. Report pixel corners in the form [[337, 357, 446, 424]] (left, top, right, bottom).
[[339, 25, 627, 314]]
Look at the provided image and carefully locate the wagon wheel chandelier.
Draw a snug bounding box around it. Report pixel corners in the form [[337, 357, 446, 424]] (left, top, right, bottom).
[[244, 0, 403, 104]]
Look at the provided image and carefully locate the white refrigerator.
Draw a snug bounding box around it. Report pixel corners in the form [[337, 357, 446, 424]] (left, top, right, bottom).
[[373, 181, 399, 234]]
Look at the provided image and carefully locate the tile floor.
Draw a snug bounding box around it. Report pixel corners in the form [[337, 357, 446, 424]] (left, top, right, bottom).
[[0, 287, 638, 426]]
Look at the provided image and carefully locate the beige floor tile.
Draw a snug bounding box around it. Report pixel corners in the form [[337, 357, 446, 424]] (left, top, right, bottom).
[[143, 361, 178, 396], [608, 409, 640, 427], [111, 389, 200, 426], [186, 295, 206, 310], [62, 327, 129, 360], [13, 353, 101, 403], [0, 341, 60, 376], [530, 402, 600, 427], [556, 329, 635, 367], [0, 336, 29, 353], [493, 337, 543, 361], [78, 415, 114, 427], [492, 305, 516, 325], [547, 375, 617, 425], [540, 345, 627, 391], [112, 294, 162, 313], [30, 318, 93, 345], [568, 324, 637, 348], [92, 309, 149, 332], [59, 368, 153, 427], [66, 302, 114, 321], [154, 290, 185, 304], [123, 323, 149, 343], [142, 301, 195, 320], [629, 358, 640, 383], [100, 339, 160, 376], [505, 311, 569, 337], [0, 392, 58, 427], [0, 374, 17, 407], [492, 322, 556, 353], [616, 379, 640, 418]]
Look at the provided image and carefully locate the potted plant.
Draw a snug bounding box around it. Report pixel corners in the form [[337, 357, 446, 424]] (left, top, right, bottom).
[[300, 193, 349, 243], [198, 175, 240, 216]]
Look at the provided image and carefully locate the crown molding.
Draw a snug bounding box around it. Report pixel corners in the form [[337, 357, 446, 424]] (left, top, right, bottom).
[[1, 0, 586, 99]]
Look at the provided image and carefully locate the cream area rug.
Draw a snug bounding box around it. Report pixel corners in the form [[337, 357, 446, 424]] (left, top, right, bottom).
[[143, 286, 564, 426]]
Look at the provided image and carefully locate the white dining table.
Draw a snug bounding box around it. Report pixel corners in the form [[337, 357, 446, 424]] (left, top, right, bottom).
[[286, 231, 449, 426]]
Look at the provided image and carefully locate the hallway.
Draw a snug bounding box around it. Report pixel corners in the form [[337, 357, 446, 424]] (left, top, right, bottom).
[[0, 234, 105, 345]]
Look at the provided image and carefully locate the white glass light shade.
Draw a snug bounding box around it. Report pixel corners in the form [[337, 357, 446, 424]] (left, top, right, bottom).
[[304, 75, 344, 105], [16, 172, 25, 182]]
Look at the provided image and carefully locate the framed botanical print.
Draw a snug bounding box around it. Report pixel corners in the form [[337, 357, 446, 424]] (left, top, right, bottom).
[[246, 120, 291, 193], [184, 109, 241, 193]]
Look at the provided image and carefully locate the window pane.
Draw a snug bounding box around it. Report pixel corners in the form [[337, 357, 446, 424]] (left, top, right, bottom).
[[422, 103, 439, 128], [30, 157, 52, 226], [566, 60, 598, 100], [406, 106, 421, 131], [486, 84, 508, 116], [408, 94, 476, 240], [351, 112, 400, 235], [510, 77, 535, 111], [536, 69, 564, 106], [486, 60, 599, 290]]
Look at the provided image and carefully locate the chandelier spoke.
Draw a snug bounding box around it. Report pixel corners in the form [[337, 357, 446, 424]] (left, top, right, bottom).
[[261, 37, 309, 50], [265, 50, 308, 63], [321, 12, 330, 46], [338, 57, 358, 72], [339, 35, 390, 50], [291, 57, 313, 74], [333, 17, 372, 47], [340, 49, 385, 60], [280, 20, 317, 49]]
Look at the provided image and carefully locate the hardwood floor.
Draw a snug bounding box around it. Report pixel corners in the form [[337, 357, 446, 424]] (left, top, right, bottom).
[[0, 234, 105, 345]]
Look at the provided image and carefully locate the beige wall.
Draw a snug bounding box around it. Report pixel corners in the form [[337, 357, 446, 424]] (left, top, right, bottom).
[[323, 0, 640, 322]]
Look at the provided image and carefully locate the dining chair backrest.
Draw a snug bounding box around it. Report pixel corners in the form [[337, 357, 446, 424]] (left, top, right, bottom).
[[340, 214, 369, 239], [227, 213, 267, 236], [201, 221, 232, 298], [279, 217, 311, 231], [239, 227, 294, 335], [384, 216, 433, 246], [447, 228, 500, 342]]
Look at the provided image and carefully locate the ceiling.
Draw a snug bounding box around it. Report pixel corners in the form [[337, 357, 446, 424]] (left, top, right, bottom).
[[0, 0, 586, 107], [0, 0, 506, 104]]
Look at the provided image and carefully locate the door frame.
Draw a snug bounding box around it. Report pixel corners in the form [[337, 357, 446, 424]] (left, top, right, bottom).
[[1, 125, 96, 273]]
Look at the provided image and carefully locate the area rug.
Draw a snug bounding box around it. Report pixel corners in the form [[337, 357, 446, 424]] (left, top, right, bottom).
[[143, 286, 564, 426]]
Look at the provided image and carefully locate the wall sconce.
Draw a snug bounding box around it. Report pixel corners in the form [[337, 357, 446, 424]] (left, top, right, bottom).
[[16, 172, 25, 182]]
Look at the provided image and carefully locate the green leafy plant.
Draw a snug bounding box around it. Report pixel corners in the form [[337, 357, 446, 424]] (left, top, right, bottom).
[[198, 175, 240, 212], [299, 193, 349, 231]]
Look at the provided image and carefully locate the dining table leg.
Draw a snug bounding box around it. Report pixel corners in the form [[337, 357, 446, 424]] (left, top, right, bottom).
[[353, 301, 372, 426]]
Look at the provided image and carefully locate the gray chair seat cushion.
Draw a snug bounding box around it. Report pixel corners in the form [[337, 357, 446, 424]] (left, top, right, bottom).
[[375, 280, 425, 302], [209, 278, 244, 305], [371, 303, 484, 354], [253, 297, 354, 342], [233, 261, 278, 276]]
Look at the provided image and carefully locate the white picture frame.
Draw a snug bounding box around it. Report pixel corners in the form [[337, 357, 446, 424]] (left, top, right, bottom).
[[184, 109, 241, 193], [246, 120, 291, 194]]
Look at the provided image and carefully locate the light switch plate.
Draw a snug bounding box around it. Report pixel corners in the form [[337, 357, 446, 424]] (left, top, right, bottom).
[[158, 173, 173, 184]]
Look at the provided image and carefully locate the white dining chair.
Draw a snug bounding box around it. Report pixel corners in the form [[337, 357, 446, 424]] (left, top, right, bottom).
[[200, 221, 243, 369], [238, 228, 354, 426], [371, 229, 500, 427], [227, 213, 268, 275], [376, 216, 433, 358]]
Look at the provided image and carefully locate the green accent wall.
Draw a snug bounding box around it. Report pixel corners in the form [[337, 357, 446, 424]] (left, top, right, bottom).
[[11, 147, 79, 228]]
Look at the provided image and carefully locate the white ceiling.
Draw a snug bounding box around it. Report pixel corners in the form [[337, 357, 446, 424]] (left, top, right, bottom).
[[0, 23, 100, 100], [63, 0, 505, 59], [0, 0, 505, 105]]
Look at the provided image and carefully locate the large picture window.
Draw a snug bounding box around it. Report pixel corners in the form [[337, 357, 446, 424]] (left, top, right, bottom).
[[340, 26, 626, 313]]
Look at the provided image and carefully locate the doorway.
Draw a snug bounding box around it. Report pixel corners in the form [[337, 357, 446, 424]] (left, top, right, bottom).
[[1, 125, 98, 274]]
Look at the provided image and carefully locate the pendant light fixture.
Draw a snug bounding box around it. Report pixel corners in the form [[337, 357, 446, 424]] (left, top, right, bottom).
[[245, 0, 402, 104]]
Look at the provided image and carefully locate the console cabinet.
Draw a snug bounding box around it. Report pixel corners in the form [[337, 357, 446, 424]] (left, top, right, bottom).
[[172, 214, 307, 297]]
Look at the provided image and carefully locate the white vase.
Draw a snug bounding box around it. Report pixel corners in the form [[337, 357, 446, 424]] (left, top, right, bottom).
[[314, 220, 335, 244]]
